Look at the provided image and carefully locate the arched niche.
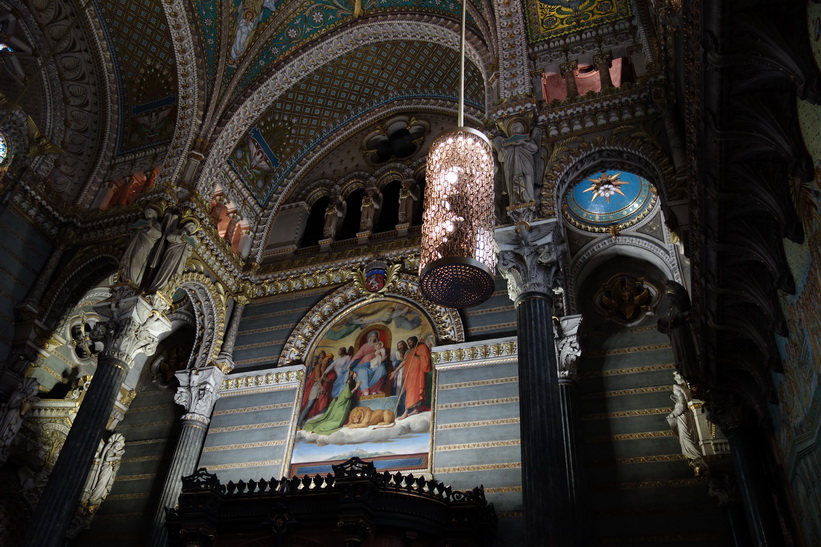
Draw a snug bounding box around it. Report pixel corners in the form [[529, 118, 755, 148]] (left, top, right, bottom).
[[279, 273, 464, 368]]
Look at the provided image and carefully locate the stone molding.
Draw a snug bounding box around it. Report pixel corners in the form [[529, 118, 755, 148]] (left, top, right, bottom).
[[217, 364, 305, 397], [433, 336, 518, 368]]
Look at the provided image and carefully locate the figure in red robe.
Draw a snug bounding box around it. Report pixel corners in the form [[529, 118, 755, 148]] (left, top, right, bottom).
[[390, 335, 431, 419]]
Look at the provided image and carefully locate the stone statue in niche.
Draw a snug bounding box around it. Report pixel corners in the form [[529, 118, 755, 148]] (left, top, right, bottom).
[[359, 188, 382, 232], [492, 121, 544, 207], [397, 179, 419, 224], [145, 218, 199, 293], [120, 205, 163, 287], [666, 372, 703, 462], [0, 378, 40, 464], [81, 433, 126, 508], [657, 280, 701, 383], [121, 209, 199, 293], [323, 194, 347, 240]]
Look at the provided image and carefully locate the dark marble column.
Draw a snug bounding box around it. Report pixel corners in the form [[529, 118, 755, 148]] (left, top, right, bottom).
[[23, 292, 170, 547], [709, 392, 785, 547], [152, 366, 226, 546], [24, 354, 128, 547], [497, 220, 574, 546]]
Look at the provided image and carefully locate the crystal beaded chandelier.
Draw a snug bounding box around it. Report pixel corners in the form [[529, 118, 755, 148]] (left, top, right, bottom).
[[419, 0, 496, 308]]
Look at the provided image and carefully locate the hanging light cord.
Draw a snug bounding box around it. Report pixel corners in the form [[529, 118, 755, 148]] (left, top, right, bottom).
[[457, 0, 466, 127]]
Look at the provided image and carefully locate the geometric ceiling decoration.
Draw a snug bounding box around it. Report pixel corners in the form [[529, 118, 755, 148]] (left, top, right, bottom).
[[205, 0, 484, 98], [524, 0, 632, 44], [228, 40, 485, 207], [93, 0, 178, 154], [562, 170, 657, 232]]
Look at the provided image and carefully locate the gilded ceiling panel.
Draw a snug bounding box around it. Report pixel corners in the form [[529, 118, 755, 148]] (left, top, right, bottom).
[[227, 40, 484, 207], [524, 0, 631, 44], [93, 0, 178, 154]]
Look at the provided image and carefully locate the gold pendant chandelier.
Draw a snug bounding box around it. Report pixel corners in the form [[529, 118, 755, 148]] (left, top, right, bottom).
[[418, 0, 496, 308]]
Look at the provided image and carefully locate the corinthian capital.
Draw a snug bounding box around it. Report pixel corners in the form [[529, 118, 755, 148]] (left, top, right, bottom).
[[495, 219, 566, 302], [91, 294, 171, 368], [174, 366, 226, 422], [554, 314, 583, 380]]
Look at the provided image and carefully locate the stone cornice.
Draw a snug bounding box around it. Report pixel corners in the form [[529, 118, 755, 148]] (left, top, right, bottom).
[[218, 364, 305, 397]]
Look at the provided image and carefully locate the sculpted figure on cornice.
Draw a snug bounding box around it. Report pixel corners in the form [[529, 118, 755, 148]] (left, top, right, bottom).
[[493, 119, 545, 209], [120, 209, 200, 294], [323, 194, 347, 240]]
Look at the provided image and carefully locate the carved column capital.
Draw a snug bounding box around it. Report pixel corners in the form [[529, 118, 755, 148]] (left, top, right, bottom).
[[495, 219, 566, 303], [554, 315, 582, 381], [592, 52, 613, 70], [559, 60, 578, 79], [174, 366, 226, 423], [91, 294, 171, 369]]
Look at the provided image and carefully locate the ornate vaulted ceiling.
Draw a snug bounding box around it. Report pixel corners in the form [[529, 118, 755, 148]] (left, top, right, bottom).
[[93, 0, 178, 154], [227, 40, 484, 207]]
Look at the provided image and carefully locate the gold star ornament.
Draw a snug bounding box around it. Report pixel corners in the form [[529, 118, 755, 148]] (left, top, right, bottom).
[[582, 172, 629, 203]]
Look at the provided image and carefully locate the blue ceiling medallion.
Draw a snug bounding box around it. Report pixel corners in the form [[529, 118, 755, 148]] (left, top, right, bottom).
[[562, 170, 657, 233]]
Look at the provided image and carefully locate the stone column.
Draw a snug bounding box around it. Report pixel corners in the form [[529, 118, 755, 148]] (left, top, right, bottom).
[[496, 219, 574, 546], [24, 292, 170, 547], [592, 53, 613, 89], [560, 61, 579, 98], [554, 314, 583, 523], [151, 366, 226, 547], [214, 295, 248, 371], [708, 391, 785, 547]]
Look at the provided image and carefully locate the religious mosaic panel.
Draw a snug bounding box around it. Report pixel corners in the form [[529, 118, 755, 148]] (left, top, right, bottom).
[[290, 299, 435, 476], [524, 0, 632, 44]]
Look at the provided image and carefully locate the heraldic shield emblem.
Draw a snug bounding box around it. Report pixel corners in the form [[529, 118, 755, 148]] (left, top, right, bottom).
[[353, 260, 400, 298]]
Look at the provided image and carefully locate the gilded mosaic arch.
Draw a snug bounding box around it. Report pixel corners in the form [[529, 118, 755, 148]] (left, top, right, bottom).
[[174, 273, 228, 368], [40, 249, 120, 332], [278, 273, 464, 367], [155, 0, 203, 192], [565, 233, 682, 315]]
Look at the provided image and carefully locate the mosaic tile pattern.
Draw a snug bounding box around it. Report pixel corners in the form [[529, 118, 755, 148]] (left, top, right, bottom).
[[228, 40, 484, 206], [523, 0, 631, 44], [229, 0, 483, 96], [93, 0, 178, 154]]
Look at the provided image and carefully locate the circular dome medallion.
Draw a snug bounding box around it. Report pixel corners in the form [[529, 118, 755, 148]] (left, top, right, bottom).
[[0, 133, 7, 164], [562, 170, 657, 233]]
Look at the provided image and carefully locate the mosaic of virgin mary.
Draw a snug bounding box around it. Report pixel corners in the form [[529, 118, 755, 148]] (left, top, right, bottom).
[[290, 300, 434, 476]]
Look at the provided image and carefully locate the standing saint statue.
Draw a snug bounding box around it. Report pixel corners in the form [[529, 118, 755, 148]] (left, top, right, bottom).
[[120, 205, 163, 287], [145, 219, 198, 293], [657, 280, 700, 383], [0, 378, 39, 464], [666, 372, 702, 461], [81, 433, 126, 508], [359, 188, 382, 232], [492, 122, 545, 206], [397, 179, 420, 224], [323, 195, 347, 240]]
